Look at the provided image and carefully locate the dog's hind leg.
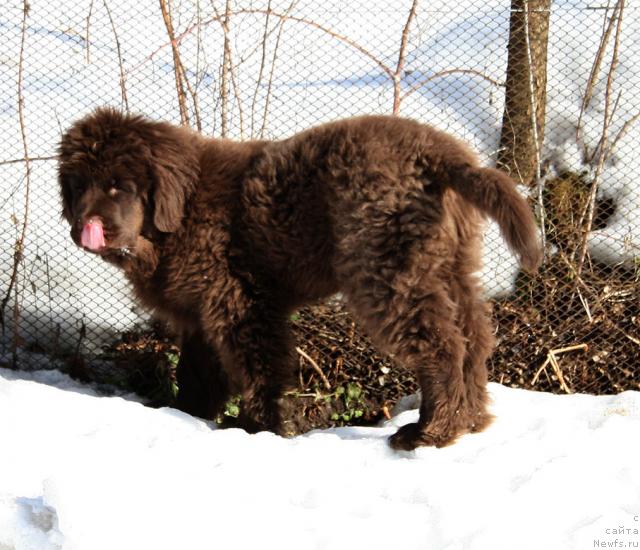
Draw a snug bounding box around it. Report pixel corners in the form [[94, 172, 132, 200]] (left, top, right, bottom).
[[355, 287, 470, 450], [336, 223, 475, 450], [453, 276, 495, 435]]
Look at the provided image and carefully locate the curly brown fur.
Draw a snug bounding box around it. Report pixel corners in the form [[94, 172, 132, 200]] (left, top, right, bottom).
[[58, 108, 542, 449]]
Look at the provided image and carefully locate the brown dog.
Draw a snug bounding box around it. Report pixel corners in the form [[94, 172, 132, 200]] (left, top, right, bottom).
[[58, 108, 541, 450]]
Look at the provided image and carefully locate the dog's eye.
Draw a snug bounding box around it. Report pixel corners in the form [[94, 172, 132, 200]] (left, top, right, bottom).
[[107, 178, 126, 196], [111, 179, 135, 194], [69, 177, 86, 192]]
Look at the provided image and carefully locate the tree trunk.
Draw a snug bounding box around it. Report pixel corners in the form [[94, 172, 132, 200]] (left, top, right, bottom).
[[497, 0, 550, 186]]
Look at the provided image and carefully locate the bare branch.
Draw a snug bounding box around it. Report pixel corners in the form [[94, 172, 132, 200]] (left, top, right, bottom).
[[250, 0, 272, 137], [392, 0, 419, 115], [129, 8, 394, 82], [576, 0, 615, 152], [1, 0, 32, 365], [103, 0, 129, 112], [159, 0, 191, 126], [211, 0, 232, 137], [260, 0, 298, 137], [401, 68, 504, 102], [0, 155, 57, 167], [608, 111, 640, 156], [85, 0, 94, 63], [575, 0, 625, 279]]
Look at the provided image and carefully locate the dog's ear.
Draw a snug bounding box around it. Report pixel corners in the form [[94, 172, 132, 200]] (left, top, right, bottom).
[[149, 125, 199, 233], [59, 174, 75, 223], [152, 164, 190, 233]]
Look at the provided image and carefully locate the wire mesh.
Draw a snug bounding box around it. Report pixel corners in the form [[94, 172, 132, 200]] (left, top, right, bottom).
[[1, 0, 638, 397]]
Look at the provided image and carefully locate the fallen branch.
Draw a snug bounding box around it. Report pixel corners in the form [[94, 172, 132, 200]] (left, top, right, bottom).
[[296, 346, 331, 390], [531, 343, 589, 393]]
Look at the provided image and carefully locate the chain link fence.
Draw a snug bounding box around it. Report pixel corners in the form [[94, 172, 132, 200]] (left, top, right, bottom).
[[1, 0, 638, 403]]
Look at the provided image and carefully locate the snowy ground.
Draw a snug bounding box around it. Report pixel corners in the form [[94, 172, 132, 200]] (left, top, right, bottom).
[[1, 367, 639, 550]]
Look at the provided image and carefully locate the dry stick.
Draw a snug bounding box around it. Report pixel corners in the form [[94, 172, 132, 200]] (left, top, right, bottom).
[[250, 0, 272, 137], [194, 0, 203, 115], [1, 0, 32, 367], [103, 0, 129, 112], [574, 0, 625, 281], [127, 4, 291, 77], [0, 155, 56, 166], [128, 7, 394, 97], [392, 0, 419, 115], [589, 88, 622, 165], [181, 2, 204, 132], [227, 48, 245, 139], [211, 0, 247, 138], [159, 0, 191, 126], [85, 0, 94, 64], [296, 346, 331, 391], [259, 0, 297, 138], [531, 344, 589, 392], [608, 111, 640, 157], [576, 0, 615, 152], [167, 4, 202, 130], [213, 0, 232, 137], [402, 68, 504, 101]]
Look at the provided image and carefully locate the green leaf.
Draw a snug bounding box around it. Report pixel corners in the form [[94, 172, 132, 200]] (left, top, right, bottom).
[[165, 352, 180, 367], [346, 383, 362, 401]]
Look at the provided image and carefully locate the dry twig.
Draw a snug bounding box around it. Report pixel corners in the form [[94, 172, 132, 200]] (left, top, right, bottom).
[[392, 0, 419, 115], [0, 155, 56, 167], [576, 0, 616, 151], [1, 0, 32, 366], [531, 343, 589, 392], [296, 346, 331, 391], [103, 0, 129, 112], [259, 0, 297, 137], [574, 0, 625, 280], [160, 0, 202, 128]]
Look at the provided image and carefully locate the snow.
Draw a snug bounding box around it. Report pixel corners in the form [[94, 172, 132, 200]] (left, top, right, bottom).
[[1, 367, 639, 550]]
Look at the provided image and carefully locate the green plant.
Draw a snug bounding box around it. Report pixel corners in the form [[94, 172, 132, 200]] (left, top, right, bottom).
[[223, 395, 242, 418], [330, 382, 366, 423]]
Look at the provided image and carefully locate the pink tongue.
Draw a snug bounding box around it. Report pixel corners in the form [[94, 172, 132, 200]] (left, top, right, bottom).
[[81, 219, 105, 250]]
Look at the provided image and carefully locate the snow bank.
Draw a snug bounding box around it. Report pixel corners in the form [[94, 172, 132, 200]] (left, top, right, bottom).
[[1, 368, 639, 550]]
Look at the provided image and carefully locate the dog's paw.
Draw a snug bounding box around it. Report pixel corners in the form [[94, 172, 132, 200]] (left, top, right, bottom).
[[388, 422, 457, 450], [468, 411, 494, 433]]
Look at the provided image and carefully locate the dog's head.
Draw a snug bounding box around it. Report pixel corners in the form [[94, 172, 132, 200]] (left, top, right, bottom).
[[58, 108, 199, 261]]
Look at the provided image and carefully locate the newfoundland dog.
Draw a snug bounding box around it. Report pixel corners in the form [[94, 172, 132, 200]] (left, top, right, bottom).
[[58, 108, 541, 450]]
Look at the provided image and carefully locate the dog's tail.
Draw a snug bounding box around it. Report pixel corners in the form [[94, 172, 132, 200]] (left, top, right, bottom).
[[437, 163, 543, 271]]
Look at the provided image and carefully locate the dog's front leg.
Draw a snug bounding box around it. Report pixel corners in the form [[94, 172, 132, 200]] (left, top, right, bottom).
[[202, 299, 296, 436], [174, 329, 230, 420]]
